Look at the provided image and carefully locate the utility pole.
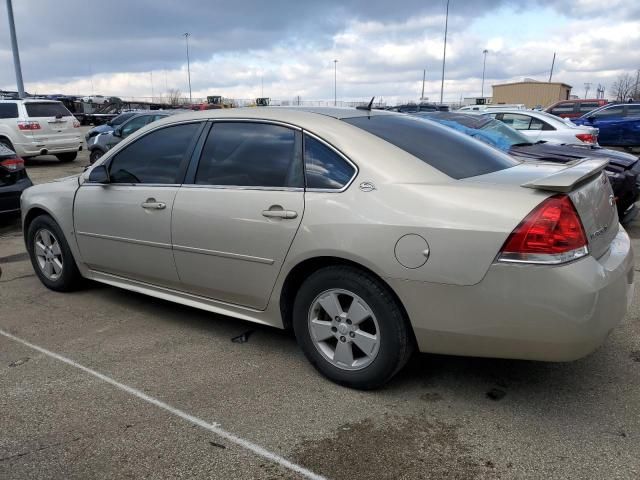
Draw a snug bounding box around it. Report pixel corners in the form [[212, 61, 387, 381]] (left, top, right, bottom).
[[439, 0, 450, 104], [584, 82, 591, 99], [548, 52, 556, 82], [150, 71, 154, 101], [333, 59, 338, 106], [421, 69, 426, 100], [481, 49, 488, 99], [183, 33, 192, 103], [6, 0, 25, 98]]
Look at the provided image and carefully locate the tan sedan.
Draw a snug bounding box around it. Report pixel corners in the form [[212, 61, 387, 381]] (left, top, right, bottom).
[[21, 107, 634, 388]]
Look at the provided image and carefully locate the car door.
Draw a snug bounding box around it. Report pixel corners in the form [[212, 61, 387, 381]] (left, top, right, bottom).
[[74, 121, 203, 288], [620, 105, 640, 146], [171, 121, 305, 310], [585, 105, 625, 145]]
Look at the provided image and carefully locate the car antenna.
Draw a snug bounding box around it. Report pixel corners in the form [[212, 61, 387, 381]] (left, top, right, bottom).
[[356, 97, 375, 111]]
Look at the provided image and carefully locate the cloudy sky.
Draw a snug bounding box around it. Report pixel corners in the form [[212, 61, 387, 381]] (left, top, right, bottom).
[[1, 0, 639, 104]]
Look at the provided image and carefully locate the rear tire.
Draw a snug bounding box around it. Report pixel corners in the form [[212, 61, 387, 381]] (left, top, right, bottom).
[[26, 215, 83, 292], [56, 152, 77, 162], [292, 265, 414, 389]]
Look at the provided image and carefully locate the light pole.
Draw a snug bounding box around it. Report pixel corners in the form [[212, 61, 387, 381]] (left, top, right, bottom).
[[439, 0, 450, 104], [5, 0, 25, 98], [481, 49, 488, 99], [333, 59, 338, 106], [184, 33, 192, 103]]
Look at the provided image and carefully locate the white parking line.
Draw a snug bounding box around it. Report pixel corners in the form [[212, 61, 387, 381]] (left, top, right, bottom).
[[0, 328, 326, 480]]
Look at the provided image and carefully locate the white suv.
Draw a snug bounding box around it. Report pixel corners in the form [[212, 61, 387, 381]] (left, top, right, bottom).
[[0, 99, 83, 162]]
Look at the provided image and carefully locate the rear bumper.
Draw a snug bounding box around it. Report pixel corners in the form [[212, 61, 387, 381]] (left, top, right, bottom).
[[14, 137, 83, 157], [0, 176, 33, 214], [388, 228, 634, 361]]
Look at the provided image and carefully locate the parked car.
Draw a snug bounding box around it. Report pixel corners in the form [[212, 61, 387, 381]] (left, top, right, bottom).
[[485, 109, 599, 145], [0, 143, 32, 216], [545, 99, 608, 119], [81, 95, 110, 104], [388, 103, 449, 113], [415, 112, 640, 222], [21, 107, 634, 389], [0, 99, 82, 162], [85, 111, 142, 142], [458, 103, 525, 112], [572, 103, 640, 147], [87, 112, 171, 164]]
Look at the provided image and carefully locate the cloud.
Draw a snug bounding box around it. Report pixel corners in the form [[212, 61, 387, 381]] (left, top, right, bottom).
[[1, 0, 638, 103]]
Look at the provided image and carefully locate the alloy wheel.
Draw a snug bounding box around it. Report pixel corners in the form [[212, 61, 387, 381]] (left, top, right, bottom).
[[34, 228, 63, 281], [308, 288, 380, 370]]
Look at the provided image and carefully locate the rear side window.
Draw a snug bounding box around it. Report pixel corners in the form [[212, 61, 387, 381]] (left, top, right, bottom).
[[579, 102, 601, 113], [343, 115, 518, 179], [195, 122, 303, 188], [0, 103, 18, 119], [501, 113, 531, 130], [304, 135, 355, 189], [593, 105, 624, 118], [25, 102, 72, 118], [625, 105, 640, 117], [109, 122, 201, 184], [120, 115, 152, 137], [550, 103, 574, 114]]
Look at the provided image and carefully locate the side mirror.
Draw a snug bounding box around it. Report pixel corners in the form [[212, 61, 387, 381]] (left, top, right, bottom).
[[587, 115, 596, 122], [112, 127, 122, 137], [88, 164, 110, 183]]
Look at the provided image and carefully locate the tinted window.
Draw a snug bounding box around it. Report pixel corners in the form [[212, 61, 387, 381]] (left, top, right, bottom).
[[195, 122, 302, 187], [344, 115, 518, 179], [121, 115, 152, 137], [110, 112, 136, 126], [25, 102, 72, 117], [625, 105, 640, 117], [109, 122, 200, 184], [550, 103, 574, 114], [592, 105, 624, 118], [304, 135, 355, 189], [0, 103, 18, 119], [579, 102, 601, 113]]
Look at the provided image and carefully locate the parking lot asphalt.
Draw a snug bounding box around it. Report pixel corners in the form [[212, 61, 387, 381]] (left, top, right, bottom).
[[1, 131, 639, 479]]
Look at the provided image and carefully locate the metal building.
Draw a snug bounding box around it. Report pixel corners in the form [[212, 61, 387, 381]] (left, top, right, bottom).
[[491, 80, 572, 108]]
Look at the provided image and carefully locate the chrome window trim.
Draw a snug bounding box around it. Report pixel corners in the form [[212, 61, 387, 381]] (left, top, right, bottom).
[[82, 183, 182, 188], [180, 184, 304, 192], [302, 130, 359, 193], [207, 118, 302, 131]]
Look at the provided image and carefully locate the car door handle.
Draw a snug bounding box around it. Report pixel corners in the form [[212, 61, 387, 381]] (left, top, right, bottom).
[[141, 198, 166, 210], [262, 206, 298, 219]]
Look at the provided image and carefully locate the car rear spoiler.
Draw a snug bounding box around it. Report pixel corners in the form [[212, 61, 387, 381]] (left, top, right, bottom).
[[521, 158, 608, 193]]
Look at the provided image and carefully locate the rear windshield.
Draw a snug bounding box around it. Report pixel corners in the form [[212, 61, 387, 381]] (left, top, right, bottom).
[[343, 115, 519, 179], [0, 103, 18, 119], [25, 102, 73, 118]]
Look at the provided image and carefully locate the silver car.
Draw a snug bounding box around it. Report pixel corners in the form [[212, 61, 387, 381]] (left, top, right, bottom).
[[21, 107, 635, 389]]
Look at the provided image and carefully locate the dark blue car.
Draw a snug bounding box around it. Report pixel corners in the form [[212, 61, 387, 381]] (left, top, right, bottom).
[[572, 103, 640, 147]]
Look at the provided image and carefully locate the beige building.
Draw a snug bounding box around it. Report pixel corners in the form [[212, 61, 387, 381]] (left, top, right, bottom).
[[491, 81, 572, 108]]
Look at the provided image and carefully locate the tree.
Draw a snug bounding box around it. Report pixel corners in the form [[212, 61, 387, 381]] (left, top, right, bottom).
[[167, 88, 183, 105], [611, 73, 635, 101]]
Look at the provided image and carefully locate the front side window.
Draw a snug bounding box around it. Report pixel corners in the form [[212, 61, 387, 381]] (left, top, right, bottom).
[[110, 112, 136, 126], [109, 122, 201, 184], [25, 102, 72, 118], [304, 135, 355, 189], [121, 115, 152, 137], [195, 122, 303, 188], [625, 105, 640, 117]]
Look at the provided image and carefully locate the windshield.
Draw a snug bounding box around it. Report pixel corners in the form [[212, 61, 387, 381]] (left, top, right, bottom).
[[343, 114, 518, 179], [111, 112, 136, 126]]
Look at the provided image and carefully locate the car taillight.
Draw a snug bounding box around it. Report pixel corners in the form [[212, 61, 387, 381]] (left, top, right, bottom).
[[497, 194, 588, 265], [0, 157, 25, 171], [17, 121, 41, 130], [575, 133, 597, 144], [73, 120, 80, 128]]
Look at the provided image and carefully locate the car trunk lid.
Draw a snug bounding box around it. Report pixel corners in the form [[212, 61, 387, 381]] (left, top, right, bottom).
[[24, 102, 77, 143]]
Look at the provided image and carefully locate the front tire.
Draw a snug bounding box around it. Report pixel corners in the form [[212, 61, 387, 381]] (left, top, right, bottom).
[[292, 266, 414, 389], [89, 149, 104, 165], [27, 215, 82, 291], [56, 152, 77, 162]]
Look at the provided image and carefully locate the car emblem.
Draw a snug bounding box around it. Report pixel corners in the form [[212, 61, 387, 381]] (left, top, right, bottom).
[[359, 182, 376, 192], [608, 194, 615, 207]]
